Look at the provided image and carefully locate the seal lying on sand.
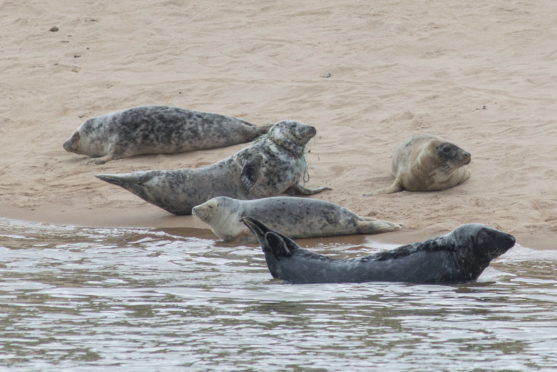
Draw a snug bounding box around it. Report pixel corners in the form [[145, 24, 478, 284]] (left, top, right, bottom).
[[373, 134, 471, 194], [193, 196, 401, 242], [96, 120, 330, 215], [242, 217, 515, 284], [63, 105, 271, 164]]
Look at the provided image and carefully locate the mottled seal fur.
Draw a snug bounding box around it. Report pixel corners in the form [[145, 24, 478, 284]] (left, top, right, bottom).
[[63, 105, 271, 164], [192, 196, 401, 242], [96, 120, 330, 215], [242, 217, 515, 284], [373, 134, 471, 194]]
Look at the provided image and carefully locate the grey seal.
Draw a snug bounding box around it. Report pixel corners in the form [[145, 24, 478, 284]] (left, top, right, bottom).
[[63, 105, 271, 164], [373, 134, 471, 194], [242, 217, 515, 284], [192, 196, 401, 242], [96, 120, 330, 215]]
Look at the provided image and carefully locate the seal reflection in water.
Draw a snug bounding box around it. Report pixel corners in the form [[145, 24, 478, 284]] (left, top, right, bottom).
[[373, 134, 471, 194], [192, 196, 400, 242], [96, 120, 330, 215], [242, 217, 515, 284], [63, 105, 271, 164]]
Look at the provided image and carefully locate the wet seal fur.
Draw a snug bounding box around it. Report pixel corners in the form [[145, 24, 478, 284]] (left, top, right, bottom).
[[242, 217, 515, 284], [96, 120, 330, 215], [373, 134, 471, 194], [63, 105, 271, 164], [193, 196, 401, 242]]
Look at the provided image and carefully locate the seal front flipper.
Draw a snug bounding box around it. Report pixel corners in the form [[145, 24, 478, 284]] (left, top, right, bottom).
[[366, 180, 403, 196], [286, 184, 331, 196], [240, 153, 264, 192]]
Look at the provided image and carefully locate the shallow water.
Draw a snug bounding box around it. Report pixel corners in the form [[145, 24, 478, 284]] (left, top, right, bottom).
[[0, 218, 556, 371]]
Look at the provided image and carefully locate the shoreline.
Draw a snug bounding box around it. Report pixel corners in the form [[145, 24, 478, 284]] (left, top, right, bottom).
[[2, 203, 555, 250]]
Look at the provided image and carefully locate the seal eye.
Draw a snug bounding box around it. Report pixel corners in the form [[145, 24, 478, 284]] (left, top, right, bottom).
[[442, 146, 452, 153]]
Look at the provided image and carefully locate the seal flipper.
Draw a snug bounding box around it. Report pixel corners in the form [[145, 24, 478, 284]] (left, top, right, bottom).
[[240, 154, 263, 192], [286, 184, 331, 195], [365, 180, 403, 196], [95, 173, 151, 198], [96, 173, 135, 188], [252, 124, 273, 137], [241, 217, 300, 279], [356, 218, 401, 234]]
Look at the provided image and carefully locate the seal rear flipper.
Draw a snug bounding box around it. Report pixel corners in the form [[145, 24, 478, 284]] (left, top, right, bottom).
[[95, 173, 144, 192], [357, 219, 402, 234], [241, 217, 300, 258], [253, 124, 273, 137]]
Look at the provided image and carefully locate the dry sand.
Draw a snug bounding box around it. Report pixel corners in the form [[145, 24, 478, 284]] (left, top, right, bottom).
[[1, 0, 556, 248]]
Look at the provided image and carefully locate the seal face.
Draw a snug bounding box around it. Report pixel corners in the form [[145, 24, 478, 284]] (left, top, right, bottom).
[[242, 217, 515, 284], [192, 196, 401, 242], [96, 120, 330, 215], [375, 134, 471, 194], [63, 106, 271, 164]]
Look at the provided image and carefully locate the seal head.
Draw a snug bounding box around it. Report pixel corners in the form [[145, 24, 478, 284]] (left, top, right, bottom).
[[436, 142, 471, 168]]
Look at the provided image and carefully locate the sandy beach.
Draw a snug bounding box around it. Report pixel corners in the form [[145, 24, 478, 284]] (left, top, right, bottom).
[[1, 0, 556, 248]]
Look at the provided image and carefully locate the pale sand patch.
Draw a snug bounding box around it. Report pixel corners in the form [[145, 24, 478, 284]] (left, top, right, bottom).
[[1, 0, 556, 249]]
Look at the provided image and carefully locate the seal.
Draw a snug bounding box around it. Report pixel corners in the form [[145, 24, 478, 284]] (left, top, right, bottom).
[[192, 196, 401, 242], [373, 134, 471, 194], [63, 105, 271, 164], [242, 217, 515, 284], [96, 120, 330, 215]]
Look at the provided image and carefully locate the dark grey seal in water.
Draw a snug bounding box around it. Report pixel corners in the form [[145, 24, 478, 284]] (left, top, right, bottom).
[[242, 217, 515, 284], [63, 105, 271, 164], [96, 120, 330, 215], [192, 196, 401, 242]]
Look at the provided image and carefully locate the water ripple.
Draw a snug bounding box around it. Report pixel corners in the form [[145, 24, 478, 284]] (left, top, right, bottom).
[[0, 218, 556, 371]]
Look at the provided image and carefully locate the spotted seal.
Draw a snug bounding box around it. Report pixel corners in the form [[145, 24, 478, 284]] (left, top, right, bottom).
[[63, 105, 271, 164], [96, 120, 330, 215], [373, 134, 471, 194], [192, 196, 401, 242], [242, 217, 515, 284]]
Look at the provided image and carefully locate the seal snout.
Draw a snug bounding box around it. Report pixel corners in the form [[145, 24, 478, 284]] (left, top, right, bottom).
[[63, 131, 80, 152], [500, 232, 516, 249], [462, 151, 471, 165]]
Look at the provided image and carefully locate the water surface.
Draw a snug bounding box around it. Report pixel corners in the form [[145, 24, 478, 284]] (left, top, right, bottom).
[[0, 218, 556, 371]]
